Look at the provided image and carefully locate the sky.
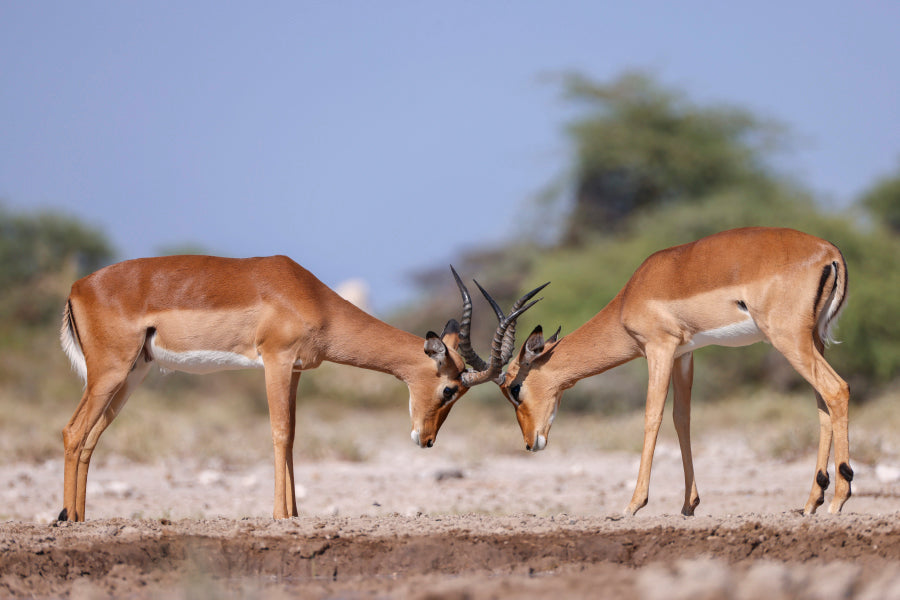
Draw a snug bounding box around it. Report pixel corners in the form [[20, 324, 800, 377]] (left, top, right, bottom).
[[2, 1, 899, 312]]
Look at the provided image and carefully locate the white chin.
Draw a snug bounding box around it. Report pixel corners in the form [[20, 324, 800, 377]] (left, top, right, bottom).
[[533, 434, 548, 452], [410, 430, 420, 446]]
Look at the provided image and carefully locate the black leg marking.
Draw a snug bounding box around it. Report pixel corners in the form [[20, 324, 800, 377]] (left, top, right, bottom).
[[57, 507, 68, 522], [839, 462, 854, 483], [816, 470, 830, 490]]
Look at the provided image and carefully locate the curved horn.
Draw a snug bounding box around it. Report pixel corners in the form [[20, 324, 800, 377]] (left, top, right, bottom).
[[450, 265, 488, 371], [460, 284, 546, 387], [475, 280, 550, 366]]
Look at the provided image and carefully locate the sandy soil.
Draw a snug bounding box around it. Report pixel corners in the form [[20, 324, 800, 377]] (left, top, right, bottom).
[[2, 432, 900, 599]]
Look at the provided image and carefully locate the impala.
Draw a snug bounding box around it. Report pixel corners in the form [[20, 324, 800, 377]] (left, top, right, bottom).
[[59, 255, 541, 521], [496, 227, 851, 516]]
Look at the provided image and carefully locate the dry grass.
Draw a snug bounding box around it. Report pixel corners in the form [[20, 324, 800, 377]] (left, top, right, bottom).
[[2, 330, 898, 471]]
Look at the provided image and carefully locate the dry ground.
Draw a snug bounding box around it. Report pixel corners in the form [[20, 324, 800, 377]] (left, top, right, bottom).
[[3, 396, 900, 599]]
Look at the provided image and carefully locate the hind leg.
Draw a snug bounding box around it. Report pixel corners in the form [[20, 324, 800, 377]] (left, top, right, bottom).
[[803, 391, 833, 514], [61, 348, 149, 522], [768, 331, 851, 514], [802, 335, 834, 515], [73, 355, 152, 520]]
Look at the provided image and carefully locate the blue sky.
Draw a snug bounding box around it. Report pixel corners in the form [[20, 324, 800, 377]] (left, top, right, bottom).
[[2, 2, 899, 312]]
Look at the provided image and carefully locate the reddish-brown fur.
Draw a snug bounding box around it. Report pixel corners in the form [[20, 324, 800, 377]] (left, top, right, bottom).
[[60, 255, 472, 520], [499, 228, 850, 516]]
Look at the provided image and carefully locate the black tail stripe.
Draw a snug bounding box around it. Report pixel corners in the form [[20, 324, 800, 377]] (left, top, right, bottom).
[[812, 263, 834, 319], [67, 298, 84, 351]]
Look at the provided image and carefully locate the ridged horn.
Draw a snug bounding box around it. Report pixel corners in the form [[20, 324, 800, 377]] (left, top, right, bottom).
[[450, 265, 488, 372], [460, 282, 547, 387], [475, 280, 550, 366]]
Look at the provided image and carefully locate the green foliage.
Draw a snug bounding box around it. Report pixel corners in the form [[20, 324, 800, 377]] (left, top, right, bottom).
[[0, 204, 114, 327], [860, 161, 900, 234], [557, 71, 789, 241], [517, 191, 900, 409], [495, 71, 900, 408], [0, 204, 112, 287], [397, 71, 900, 409]]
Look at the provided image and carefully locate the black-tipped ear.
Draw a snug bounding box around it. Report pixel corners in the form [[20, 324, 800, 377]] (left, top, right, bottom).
[[441, 318, 460, 337], [526, 325, 544, 353], [547, 326, 562, 344], [440, 318, 461, 351], [521, 325, 545, 364]]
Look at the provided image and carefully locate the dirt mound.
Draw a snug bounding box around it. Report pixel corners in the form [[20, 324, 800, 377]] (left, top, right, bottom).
[[3, 513, 900, 599]]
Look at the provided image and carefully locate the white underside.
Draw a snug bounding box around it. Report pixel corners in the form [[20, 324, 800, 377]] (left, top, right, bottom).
[[675, 317, 766, 358], [149, 334, 266, 374]]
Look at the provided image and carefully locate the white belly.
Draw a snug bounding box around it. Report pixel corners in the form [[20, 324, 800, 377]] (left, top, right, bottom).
[[149, 333, 265, 374], [676, 318, 766, 357]]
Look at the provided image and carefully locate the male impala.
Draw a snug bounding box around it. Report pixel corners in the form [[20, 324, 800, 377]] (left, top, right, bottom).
[[497, 227, 851, 516], [59, 255, 540, 521]]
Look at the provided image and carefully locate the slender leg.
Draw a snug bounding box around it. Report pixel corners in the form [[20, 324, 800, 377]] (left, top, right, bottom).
[[61, 371, 129, 521], [769, 332, 851, 514], [73, 357, 152, 520], [626, 341, 677, 516], [264, 359, 296, 519], [672, 352, 700, 516], [285, 371, 301, 517], [801, 334, 833, 515]]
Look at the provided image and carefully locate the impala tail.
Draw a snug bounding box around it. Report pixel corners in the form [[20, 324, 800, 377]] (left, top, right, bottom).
[[60, 299, 87, 385], [817, 254, 848, 347]]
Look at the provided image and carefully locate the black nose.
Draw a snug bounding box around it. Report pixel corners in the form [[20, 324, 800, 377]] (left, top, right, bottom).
[[426, 439, 434, 448], [525, 444, 532, 451]]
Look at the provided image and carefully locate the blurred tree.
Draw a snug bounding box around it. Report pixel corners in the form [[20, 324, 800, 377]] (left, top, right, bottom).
[[0, 204, 113, 326], [557, 71, 789, 243], [859, 160, 900, 234], [156, 243, 213, 256], [400, 71, 900, 403]]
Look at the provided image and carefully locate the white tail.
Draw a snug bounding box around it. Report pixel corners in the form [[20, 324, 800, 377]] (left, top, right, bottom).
[[60, 301, 87, 385], [818, 259, 848, 347]]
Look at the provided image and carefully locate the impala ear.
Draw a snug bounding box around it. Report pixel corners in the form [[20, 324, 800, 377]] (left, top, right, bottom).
[[547, 326, 562, 344], [521, 325, 545, 364], [424, 331, 448, 367], [440, 318, 461, 350]]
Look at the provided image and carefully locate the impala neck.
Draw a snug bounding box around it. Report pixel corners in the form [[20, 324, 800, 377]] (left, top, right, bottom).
[[321, 297, 428, 382], [550, 292, 641, 390]]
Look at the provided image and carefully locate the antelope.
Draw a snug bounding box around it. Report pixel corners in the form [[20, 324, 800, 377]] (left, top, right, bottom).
[[494, 227, 851, 516], [59, 255, 542, 521]]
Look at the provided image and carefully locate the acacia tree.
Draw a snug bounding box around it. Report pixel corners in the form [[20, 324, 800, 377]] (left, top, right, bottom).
[[559, 71, 789, 242]]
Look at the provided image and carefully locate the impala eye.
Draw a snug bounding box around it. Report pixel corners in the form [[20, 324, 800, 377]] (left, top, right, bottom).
[[442, 385, 458, 405], [510, 383, 522, 403]]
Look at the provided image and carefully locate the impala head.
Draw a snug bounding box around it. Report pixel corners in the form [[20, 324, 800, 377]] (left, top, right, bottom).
[[409, 319, 468, 448], [408, 267, 547, 449], [498, 324, 563, 452]]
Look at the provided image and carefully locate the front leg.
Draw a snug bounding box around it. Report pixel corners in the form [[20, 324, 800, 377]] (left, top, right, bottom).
[[625, 341, 678, 516], [264, 359, 299, 520], [672, 352, 700, 516]]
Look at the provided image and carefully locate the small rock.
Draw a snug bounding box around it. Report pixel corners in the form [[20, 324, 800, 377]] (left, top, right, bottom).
[[875, 464, 900, 483], [434, 469, 464, 481], [198, 470, 224, 486]]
